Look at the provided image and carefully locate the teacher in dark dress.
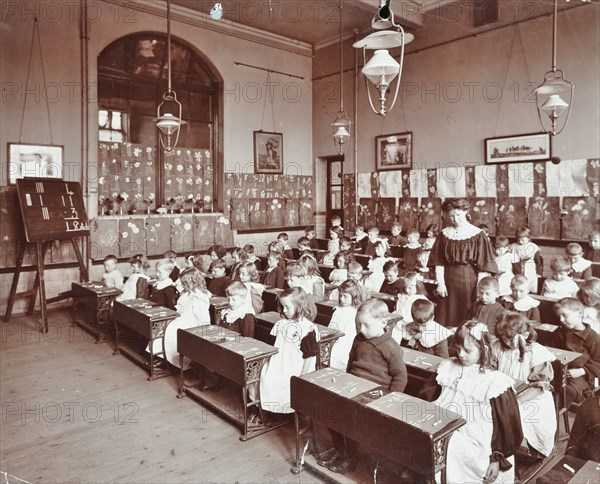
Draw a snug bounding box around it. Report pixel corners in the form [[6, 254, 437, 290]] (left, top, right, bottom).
[[429, 198, 498, 326]]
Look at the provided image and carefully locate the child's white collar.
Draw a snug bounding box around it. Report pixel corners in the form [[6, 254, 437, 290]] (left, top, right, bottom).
[[572, 258, 591, 272], [504, 295, 540, 311]]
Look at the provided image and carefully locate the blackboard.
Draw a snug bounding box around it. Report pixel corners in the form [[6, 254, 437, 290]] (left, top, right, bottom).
[[16, 178, 90, 242]]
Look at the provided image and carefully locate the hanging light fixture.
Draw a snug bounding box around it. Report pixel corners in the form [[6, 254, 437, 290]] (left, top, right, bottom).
[[332, 0, 350, 155], [534, 0, 573, 136], [353, 0, 414, 116], [155, 0, 185, 152]]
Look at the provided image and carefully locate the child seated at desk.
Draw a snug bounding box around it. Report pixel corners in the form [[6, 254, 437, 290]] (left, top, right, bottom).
[[297, 255, 325, 302], [512, 226, 542, 294], [388, 222, 406, 247], [207, 258, 230, 297], [339, 236, 353, 253], [238, 261, 264, 314], [501, 275, 541, 324], [277, 232, 294, 259], [322, 226, 342, 266], [297, 236, 312, 253], [243, 244, 262, 272], [422, 224, 439, 250], [542, 256, 580, 299], [495, 236, 514, 297], [154, 267, 210, 368], [468, 277, 507, 336], [586, 230, 600, 263], [220, 281, 255, 337], [164, 250, 181, 282], [258, 287, 319, 416], [318, 299, 407, 474], [208, 244, 227, 262], [149, 259, 178, 310], [418, 321, 523, 484], [403, 229, 421, 250], [262, 251, 285, 289], [347, 262, 370, 302], [102, 254, 124, 290], [566, 243, 593, 280], [402, 299, 451, 358], [329, 280, 365, 371], [552, 297, 600, 407], [116, 254, 150, 301], [329, 251, 351, 285], [379, 260, 403, 296], [228, 247, 244, 282], [394, 272, 428, 325], [363, 226, 384, 257], [577, 277, 600, 334], [351, 225, 368, 253], [492, 312, 556, 459], [415, 247, 434, 282], [304, 226, 320, 251], [365, 241, 390, 293]]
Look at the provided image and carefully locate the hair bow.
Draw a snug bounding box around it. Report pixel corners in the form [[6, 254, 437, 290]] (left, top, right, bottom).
[[469, 322, 489, 341]]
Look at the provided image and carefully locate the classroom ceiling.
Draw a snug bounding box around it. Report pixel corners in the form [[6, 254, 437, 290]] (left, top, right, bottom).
[[170, 0, 589, 48]]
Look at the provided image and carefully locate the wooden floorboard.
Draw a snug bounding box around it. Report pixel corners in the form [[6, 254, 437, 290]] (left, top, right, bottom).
[[1, 307, 573, 484], [1, 309, 324, 484]]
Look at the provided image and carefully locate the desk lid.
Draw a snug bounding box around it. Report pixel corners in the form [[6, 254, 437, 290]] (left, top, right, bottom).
[[72, 281, 122, 296], [183, 325, 277, 357]]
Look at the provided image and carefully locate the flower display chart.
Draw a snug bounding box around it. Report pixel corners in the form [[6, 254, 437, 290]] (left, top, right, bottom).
[[249, 199, 268, 230], [497, 197, 527, 237], [397, 198, 419, 232], [469, 198, 497, 236], [171, 215, 194, 253], [528, 196, 560, 240], [419, 198, 442, 232], [266, 199, 285, 227], [285, 199, 299, 227], [358, 198, 377, 229], [193, 215, 216, 251], [298, 197, 314, 226], [214, 215, 234, 247], [562, 197, 597, 241], [146, 216, 171, 257], [89, 218, 120, 260], [376, 198, 396, 230], [230, 198, 251, 230], [118, 218, 146, 258]]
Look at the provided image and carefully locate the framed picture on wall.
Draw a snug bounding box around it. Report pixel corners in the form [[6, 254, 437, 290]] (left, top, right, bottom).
[[376, 132, 412, 171], [7, 143, 63, 185], [254, 131, 283, 174], [484, 132, 551, 164]]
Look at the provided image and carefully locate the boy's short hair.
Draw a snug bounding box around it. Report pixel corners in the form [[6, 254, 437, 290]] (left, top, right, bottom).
[[554, 297, 584, 314], [577, 277, 600, 308], [297, 236, 310, 246], [550, 256, 571, 273], [357, 298, 389, 321], [209, 258, 227, 271], [383, 260, 398, 273], [566, 243, 583, 255], [305, 226, 315, 234], [277, 233, 289, 241], [164, 250, 177, 259], [355, 224, 365, 231], [285, 262, 307, 279], [515, 226, 531, 238], [391, 222, 402, 230], [104, 254, 118, 263], [348, 261, 363, 273], [243, 244, 256, 256], [368, 226, 379, 235], [406, 229, 420, 238], [478, 276, 500, 292], [510, 274, 529, 288], [226, 281, 248, 297], [495, 236, 509, 247], [156, 259, 175, 273], [411, 298, 435, 324]]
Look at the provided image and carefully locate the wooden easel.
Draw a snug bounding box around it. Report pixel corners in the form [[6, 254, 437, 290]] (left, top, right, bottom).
[[3, 178, 90, 332], [4, 238, 88, 332]]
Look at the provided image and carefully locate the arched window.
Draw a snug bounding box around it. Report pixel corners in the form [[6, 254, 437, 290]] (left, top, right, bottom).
[[97, 33, 222, 214]]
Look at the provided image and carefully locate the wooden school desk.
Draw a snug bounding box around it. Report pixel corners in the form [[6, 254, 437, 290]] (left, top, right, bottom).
[[209, 296, 230, 325], [254, 311, 344, 369], [112, 299, 179, 380], [536, 455, 600, 484], [71, 282, 122, 343], [262, 287, 283, 313], [177, 325, 281, 441], [369, 291, 397, 312], [290, 367, 466, 483]]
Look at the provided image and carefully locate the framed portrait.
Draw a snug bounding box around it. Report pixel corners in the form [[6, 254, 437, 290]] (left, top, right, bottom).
[[376, 132, 412, 171], [7, 143, 63, 185], [484, 132, 551, 164], [254, 131, 283, 174]]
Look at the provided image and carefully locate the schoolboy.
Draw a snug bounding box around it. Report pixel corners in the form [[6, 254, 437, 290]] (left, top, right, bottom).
[[263, 251, 286, 289], [305, 226, 320, 251], [102, 255, 124, 290], [164, 250, 181, 282], [243, 244, 262, 272], [149, 259, 178, 310], [542, 256, 580, 299], [297, 236, 312, 253], [318, 299, 407, 474], [364, 227, 383, 257], [352, 225, 368, 253], [277, 233, 294, 259], [331, 215, 344, 237], [379, 260, 403, 296], [221, 282, 255, 337], [403, 299, 451, 358], [339, 236, 353, 253], [347, 261, 371, 301], [566, 243, 592, 279], [388, 222, 406, 246], [552, 297, 600, 407], [403, 229, 421, 249], [586, 230, 600, 263], [467, 276, 506, 335], [207, 258, 230, 297]]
